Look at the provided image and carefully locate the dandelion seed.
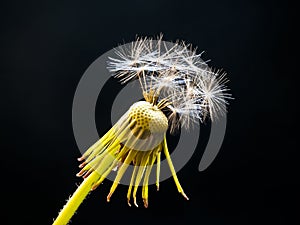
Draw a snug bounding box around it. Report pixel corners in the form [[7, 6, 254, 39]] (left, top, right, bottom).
[[52, 35, 231, 225]]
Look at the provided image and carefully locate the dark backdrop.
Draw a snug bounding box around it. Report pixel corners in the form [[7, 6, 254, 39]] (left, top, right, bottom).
[[0, 0, 296, 225]]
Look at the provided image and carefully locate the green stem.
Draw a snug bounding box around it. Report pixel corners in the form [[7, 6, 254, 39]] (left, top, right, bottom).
[[52, 171, 101, 225]]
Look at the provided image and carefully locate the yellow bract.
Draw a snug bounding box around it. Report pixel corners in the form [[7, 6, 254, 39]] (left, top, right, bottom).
[[53, 101, 188, 225]]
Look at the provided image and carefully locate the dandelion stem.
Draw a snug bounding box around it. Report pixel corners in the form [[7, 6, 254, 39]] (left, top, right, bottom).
[[52, 171, 101, 225]]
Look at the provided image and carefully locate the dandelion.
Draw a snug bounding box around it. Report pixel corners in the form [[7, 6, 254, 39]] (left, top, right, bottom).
[[52, 35, 232, 225]]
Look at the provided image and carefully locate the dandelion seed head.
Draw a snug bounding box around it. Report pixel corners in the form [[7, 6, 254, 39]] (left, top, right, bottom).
[[108, 35, 232, 131]]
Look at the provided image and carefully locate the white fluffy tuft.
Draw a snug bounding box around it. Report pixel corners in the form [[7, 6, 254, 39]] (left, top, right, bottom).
[[107, 35, 232, 131]]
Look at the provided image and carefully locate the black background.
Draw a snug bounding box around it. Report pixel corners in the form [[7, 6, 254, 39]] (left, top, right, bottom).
[[0, 0, 296, 225]]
